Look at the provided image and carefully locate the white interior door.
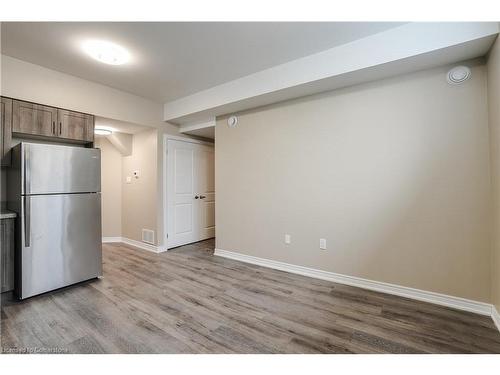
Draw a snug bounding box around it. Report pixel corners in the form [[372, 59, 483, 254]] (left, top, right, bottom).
[[167, 140, 215, 248], [196, 146, 215, 240]]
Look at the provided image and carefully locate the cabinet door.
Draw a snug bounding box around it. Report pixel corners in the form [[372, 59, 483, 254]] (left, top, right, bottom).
[[1, 97, 13, 166], [57, 109, 94, 142], [0, 218, 15, 293], [12, 100, 57, 137]]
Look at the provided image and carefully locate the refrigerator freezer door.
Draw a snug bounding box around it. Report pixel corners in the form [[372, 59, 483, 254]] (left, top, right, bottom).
[[22, 143, 100, 195], [19, 193, 102, 299]]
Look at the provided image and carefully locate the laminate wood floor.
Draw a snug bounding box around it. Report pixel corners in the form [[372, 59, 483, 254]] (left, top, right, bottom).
[[1, 239, 500, 354]]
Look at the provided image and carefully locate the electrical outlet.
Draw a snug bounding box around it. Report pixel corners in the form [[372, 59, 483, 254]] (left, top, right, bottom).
[[285, 234, 291, 244], [320, 238, 327, 250]]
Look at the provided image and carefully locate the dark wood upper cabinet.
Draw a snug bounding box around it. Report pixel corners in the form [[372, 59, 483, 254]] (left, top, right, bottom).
[[57, 109, 94, 142], [8, 98, 94, 144], [12, 100, 58, 137], [1, 97, 13, 166]]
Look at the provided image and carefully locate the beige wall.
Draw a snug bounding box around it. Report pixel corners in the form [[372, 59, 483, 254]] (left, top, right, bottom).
[[488, 37, 500, 312], [122, 128, 158, 244], [95, 136, 123, 238], [216, 60, 492, 302], [95, 129, 161, 245]]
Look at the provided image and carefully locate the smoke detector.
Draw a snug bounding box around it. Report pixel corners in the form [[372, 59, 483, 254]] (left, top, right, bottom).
[[227, 116, 238, 128], [447, 66, 471, 85]]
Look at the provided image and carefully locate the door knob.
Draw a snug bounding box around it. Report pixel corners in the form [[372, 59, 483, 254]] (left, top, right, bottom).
[[194, 195, 199, 199], [199, 195, 206, 199]]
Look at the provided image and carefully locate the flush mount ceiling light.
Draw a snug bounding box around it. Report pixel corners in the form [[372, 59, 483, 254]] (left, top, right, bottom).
[[94, 127, 113, 135], [82, 40, 130, 65], [447, 66, 471, 85]]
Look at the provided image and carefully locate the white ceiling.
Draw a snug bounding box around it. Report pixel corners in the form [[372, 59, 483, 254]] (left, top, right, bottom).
[[1, 22, 404, 102]]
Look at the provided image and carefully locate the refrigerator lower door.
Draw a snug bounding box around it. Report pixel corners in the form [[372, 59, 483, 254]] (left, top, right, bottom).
[[18, 193, 102, 299]]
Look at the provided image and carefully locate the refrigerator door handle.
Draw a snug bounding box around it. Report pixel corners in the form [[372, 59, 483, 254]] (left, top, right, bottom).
[[24, 196, 31, 247], [24, 196, 31, 248], [24, 145, 31, 195]]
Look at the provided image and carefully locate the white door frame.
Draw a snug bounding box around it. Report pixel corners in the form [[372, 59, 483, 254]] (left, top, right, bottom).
[[163, 134, 214, 250]]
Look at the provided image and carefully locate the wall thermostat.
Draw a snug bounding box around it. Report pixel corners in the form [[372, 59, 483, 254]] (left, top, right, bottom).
[[227, 116, 238, 128]]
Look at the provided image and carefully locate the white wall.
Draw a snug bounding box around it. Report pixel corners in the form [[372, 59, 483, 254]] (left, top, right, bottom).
[[487, 36, 500, 313], [216, 59, 492, 302]]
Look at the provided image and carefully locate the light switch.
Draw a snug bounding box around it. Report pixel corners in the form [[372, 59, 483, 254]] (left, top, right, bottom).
[[285, 234, 291, 244], [126, 176, 132, 184], [133, 170, 140, 179], [320, 238, 327, 250]]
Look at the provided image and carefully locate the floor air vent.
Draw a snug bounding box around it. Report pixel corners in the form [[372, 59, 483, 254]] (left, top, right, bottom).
[[142, 229, 155, 244]]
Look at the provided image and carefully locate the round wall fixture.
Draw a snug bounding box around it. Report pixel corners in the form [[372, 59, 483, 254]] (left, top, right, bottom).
[[227, 116, 238, 128], [447, 66, 471, 85]]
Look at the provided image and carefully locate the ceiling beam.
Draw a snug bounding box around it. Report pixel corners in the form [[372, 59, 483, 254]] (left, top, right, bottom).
[[178, 117, 216, 133]]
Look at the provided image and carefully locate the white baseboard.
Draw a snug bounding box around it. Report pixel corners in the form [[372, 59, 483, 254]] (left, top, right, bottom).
[[102, 237, 122, 243], [156, 245, 168, 253], [121, 237, 159, 253], [492, 306, 500, 333], [102, 237, 164, 253], [214, 248, 493, 317]]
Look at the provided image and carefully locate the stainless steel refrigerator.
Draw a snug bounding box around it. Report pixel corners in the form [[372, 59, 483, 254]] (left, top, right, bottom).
[[7, 142, 102, 299]]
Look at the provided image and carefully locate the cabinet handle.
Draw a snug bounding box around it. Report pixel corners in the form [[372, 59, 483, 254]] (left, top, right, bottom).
[[59, 122, 62, 135], [52, 121, 55, 134]]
